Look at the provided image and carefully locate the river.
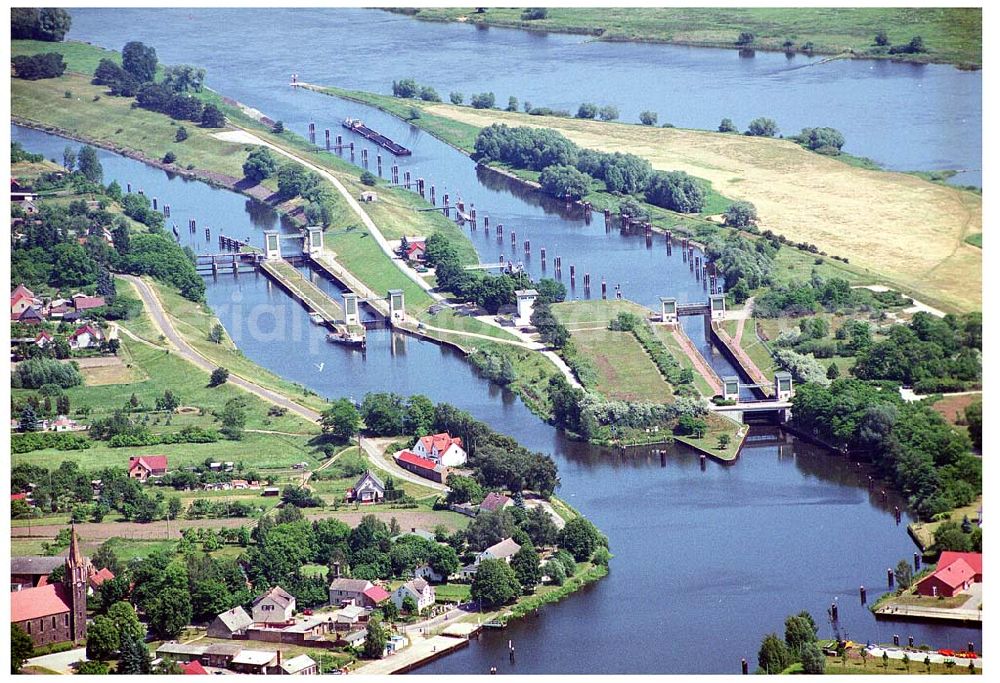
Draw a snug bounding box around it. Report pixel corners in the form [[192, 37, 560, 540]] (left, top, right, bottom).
[[65, 7, 981, 186], [13, 8, 982, 671]]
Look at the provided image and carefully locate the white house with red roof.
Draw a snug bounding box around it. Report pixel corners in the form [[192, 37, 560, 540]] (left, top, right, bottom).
[[50, 416, 85, 433], [128, 455, 169, 481], [34, 330, 53, 347], [404, 241, 427, 261], [68, 324, 103, 350], [411, 432, 467, 467], [10, 284, 39, 318]]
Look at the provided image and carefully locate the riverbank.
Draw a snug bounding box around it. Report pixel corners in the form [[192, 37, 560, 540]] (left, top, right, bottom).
[[389, 7, 981, 69]]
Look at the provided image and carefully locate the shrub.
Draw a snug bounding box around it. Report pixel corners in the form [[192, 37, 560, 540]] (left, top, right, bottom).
[[576, 103, 598, 119], [746, 117, 778, 137], [521, 8, 548, 20], [162, 151, 177, 164], [360, 170, 377, 186], [639, 111, 658, 126], [470, 92, 496, 109], [175, 126, 188, 142]]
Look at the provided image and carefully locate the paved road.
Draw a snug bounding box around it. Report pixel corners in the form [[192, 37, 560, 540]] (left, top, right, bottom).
[[25, 647, 88, 674], [120, 274, 321, 424]]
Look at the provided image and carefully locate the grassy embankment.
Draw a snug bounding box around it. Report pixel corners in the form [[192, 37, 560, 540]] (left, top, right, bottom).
[[12, 39, 567, 418], [908, 496, 982, 553], [395, 7, 981, 68]]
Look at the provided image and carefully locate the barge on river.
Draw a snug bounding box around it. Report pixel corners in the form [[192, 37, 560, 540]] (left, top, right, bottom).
[[327, 330, 366, 349], [342, 118, 412, 156]]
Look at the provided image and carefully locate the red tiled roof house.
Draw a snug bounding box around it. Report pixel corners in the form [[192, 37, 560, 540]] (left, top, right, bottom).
[[128, 455, 169, 482]]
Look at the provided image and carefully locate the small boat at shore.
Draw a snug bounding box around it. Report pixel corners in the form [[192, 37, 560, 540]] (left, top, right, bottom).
[[308, 312, 324, 324]]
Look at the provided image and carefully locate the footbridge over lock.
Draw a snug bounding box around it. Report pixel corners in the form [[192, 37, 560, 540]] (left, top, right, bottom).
[[709, 372, 795, 423]]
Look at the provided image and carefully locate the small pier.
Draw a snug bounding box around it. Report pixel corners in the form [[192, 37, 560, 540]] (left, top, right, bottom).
[[342, 118, 412, 156]]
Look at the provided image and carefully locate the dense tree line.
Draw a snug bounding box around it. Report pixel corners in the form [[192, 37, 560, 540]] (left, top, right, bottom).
[[473, 124, 708, 212], [791, 379, 980, 519], [852, 312, 981, 391]]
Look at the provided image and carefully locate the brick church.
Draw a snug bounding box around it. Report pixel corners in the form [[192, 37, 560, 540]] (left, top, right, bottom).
[[10, 527, 90, 648]]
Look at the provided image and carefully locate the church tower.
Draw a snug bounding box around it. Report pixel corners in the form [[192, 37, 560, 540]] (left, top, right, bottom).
[[64, 525, 90, 643]]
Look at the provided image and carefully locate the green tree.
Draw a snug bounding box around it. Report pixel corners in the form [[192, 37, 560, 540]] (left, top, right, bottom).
[[875, 29, 890, 46], [539, 164, 591, 200], [558, 516, 603, 561], [717, 434, 731, 450], [363, 615, 388, 659], [201, 104, 225, 128], [86, 615, 120, 660], [546, 559, 566, 585], [639, 110, 658, 126], [598, 105, 619, 121], [471, 558, 521, 607], [18, 404, 39, 432], [784, 612, 818, 654], [403, 395, 435, 436], [62, 145, 77, 171], [445, 475, 484, 504], [965, 400, 982, 450], [645, 170, 705, 213], [162, 64, 206, 93], [724, 201, 758, 229], [360, 170, 377, 186], [122, 41, 158, 83], [401, 594, 419, 614], [117, 631, 152, 674], [757, 632, 791, 674], [77, 145, 104, 183], [36, 8, 73, 41], [167, 496, 183, 520], [242, 148, 278, 183], [718, 117, 738, 133], [800, 642, 826, 674], [449, 91, 463, 105], [746, 117, 779, 137], [11, 624, 33, 673], [209, 367, 229, 386], [146, 587, 193, 639], [506, 96, 519, 112], [736, 31, 755, 46], [219, 397, 247, 440], [175, 126, 189, 142], [576, 102, 598, 119], [209, 323, 225, 344], [511, 543, 542, 593], [827, 362, 841, 380], [76, 661, 109, 675], [322, 399, 361, 442]]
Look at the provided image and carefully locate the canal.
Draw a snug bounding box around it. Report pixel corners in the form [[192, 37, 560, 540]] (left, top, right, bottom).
[[14, 8, 982, 670]]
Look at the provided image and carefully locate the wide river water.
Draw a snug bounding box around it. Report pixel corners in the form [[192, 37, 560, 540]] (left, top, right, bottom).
[[14, 8, 982, 673]]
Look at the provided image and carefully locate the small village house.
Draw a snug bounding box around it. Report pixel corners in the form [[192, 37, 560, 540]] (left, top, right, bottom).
[[208, 606, 253, 639], [128, 455, 169, 481], [346, 470, 385, 504], [391, 578, 436, 614], [71, 292, 106, 312], [251, 585, 296, 624], [411, 432, 468, 467], [915, 551, 983, 598], [328, 577, 390, 608], [68, 324, 103, 350], [461, 537, 521, 579], [280, 654, 318, 675], [479, 491, 513, 513], [10, 284, 40, 319]]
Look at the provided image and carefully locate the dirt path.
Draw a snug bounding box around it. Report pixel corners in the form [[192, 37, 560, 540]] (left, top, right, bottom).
[[120, 274, 322, 425], [669, 326, 723, 395]]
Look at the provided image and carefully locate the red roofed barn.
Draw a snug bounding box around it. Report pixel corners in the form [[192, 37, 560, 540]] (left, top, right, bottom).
[[916, 558, 977, 598], [395, 450, 448, 484]]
